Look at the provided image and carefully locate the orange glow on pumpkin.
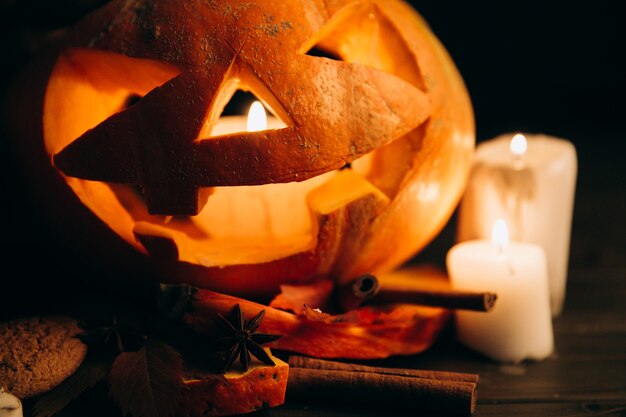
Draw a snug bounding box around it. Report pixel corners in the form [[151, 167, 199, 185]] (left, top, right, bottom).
[[39, 0, 474, 298]]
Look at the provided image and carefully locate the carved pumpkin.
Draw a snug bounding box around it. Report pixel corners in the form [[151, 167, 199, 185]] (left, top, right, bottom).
[[19, 0, 473, 297]]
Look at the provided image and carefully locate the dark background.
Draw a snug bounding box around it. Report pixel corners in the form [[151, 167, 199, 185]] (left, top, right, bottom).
[[406, 0, 626, 269], [0, 0, 624, 314], [412, 0, 625, 144], [2, 0, 625, 144], [1, 3, 624, 416]]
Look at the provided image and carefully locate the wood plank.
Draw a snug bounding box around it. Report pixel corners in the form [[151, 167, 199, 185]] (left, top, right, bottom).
[[365, 304, 626, 403], [263, 400, 626, 417], [19, 137, 626, 417], [382, 346, 626, 402], [552, 331, 626, 358], [474, 401, 626, 417]]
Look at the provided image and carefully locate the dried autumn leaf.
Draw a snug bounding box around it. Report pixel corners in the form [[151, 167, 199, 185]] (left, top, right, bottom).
[[183, 288, 450, 359], [300, 306, 360, 324], [109, 339, 183, 417], [33, 357, 111, 417], [269, 279, 334, 314], [269, 278, 360, 323]]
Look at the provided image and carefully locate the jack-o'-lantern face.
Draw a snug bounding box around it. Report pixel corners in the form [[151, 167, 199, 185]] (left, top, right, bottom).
[[42, 0, 474, 297]]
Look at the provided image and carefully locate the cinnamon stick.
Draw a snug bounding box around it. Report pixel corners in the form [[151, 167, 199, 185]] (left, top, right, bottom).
[[376, 287, 498, 312], [338, 274, 497, 312], [337, 274, 379, 311], [287, 367, 477, 415], [288, 355, 479, 383]]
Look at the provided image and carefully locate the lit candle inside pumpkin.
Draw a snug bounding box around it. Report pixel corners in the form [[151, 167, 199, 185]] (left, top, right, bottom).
[[447, 220, 554, 363], [510, 133, 527, 167], [457, 133, 577, 316], [247, 101, 267, 132], [210, 100, 285, 136]]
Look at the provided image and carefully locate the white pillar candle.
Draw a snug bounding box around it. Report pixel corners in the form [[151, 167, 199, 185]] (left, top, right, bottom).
[[457, 133, 577, 316], [0, 389, 22, 417], [447, 220, 554, 363]]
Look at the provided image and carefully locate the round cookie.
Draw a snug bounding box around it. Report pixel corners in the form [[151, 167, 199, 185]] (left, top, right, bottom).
[[0, 316, 87, 398]]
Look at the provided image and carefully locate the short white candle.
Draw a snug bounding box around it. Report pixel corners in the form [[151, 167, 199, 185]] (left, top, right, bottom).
[[0, 389, 22, 417], [457, 133, 577, 316], [447, 220, 554, 363]]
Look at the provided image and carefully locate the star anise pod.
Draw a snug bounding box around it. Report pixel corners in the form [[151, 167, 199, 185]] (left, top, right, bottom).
[[215, 304, 281, 373]]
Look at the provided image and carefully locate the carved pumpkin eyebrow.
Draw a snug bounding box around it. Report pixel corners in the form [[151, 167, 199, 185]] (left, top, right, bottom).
[[54, 52, 429, 215]]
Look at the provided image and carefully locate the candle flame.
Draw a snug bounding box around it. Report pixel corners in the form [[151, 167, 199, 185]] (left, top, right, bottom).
[[510, 133, 528, 157], [247, 101, 267, 132], [492, 219, 509, 250]]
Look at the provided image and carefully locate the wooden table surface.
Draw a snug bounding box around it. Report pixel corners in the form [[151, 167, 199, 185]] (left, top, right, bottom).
[[3, 131, 624, 417], [1, 1, 624, 415], [268, 138, 626, 416], [23, 141, 621, 417]]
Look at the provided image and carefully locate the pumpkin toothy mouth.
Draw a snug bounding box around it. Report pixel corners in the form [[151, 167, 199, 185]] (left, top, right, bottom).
[[44, 1, 434, 271]]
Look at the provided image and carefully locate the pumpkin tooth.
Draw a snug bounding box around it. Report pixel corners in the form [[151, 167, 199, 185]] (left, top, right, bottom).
[[132, 171, 389, 297]]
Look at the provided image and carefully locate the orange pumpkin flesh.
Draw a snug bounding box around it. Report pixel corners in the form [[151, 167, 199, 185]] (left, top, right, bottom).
[[181, 354, 289, 416], [35, 0, 474, 298]]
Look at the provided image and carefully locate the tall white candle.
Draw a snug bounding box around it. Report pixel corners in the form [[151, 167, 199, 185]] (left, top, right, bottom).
[[447, 220, 554, 363], [457, 133, 577, 316]]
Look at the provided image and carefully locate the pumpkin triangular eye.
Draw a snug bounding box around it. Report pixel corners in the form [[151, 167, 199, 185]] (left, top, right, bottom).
[[44, 48, 181, 156], [205, 89, 287, 138], [220, 90, 260, 117], [301, 3, 426, 91], [123, 94, 143, 109], [196, 69, 292, 141], [305, 45, 343, 61]]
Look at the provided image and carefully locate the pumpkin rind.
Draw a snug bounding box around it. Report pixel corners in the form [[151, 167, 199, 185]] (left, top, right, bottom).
[[12, 0, 473, 298], [51, 0, 431, 215]]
